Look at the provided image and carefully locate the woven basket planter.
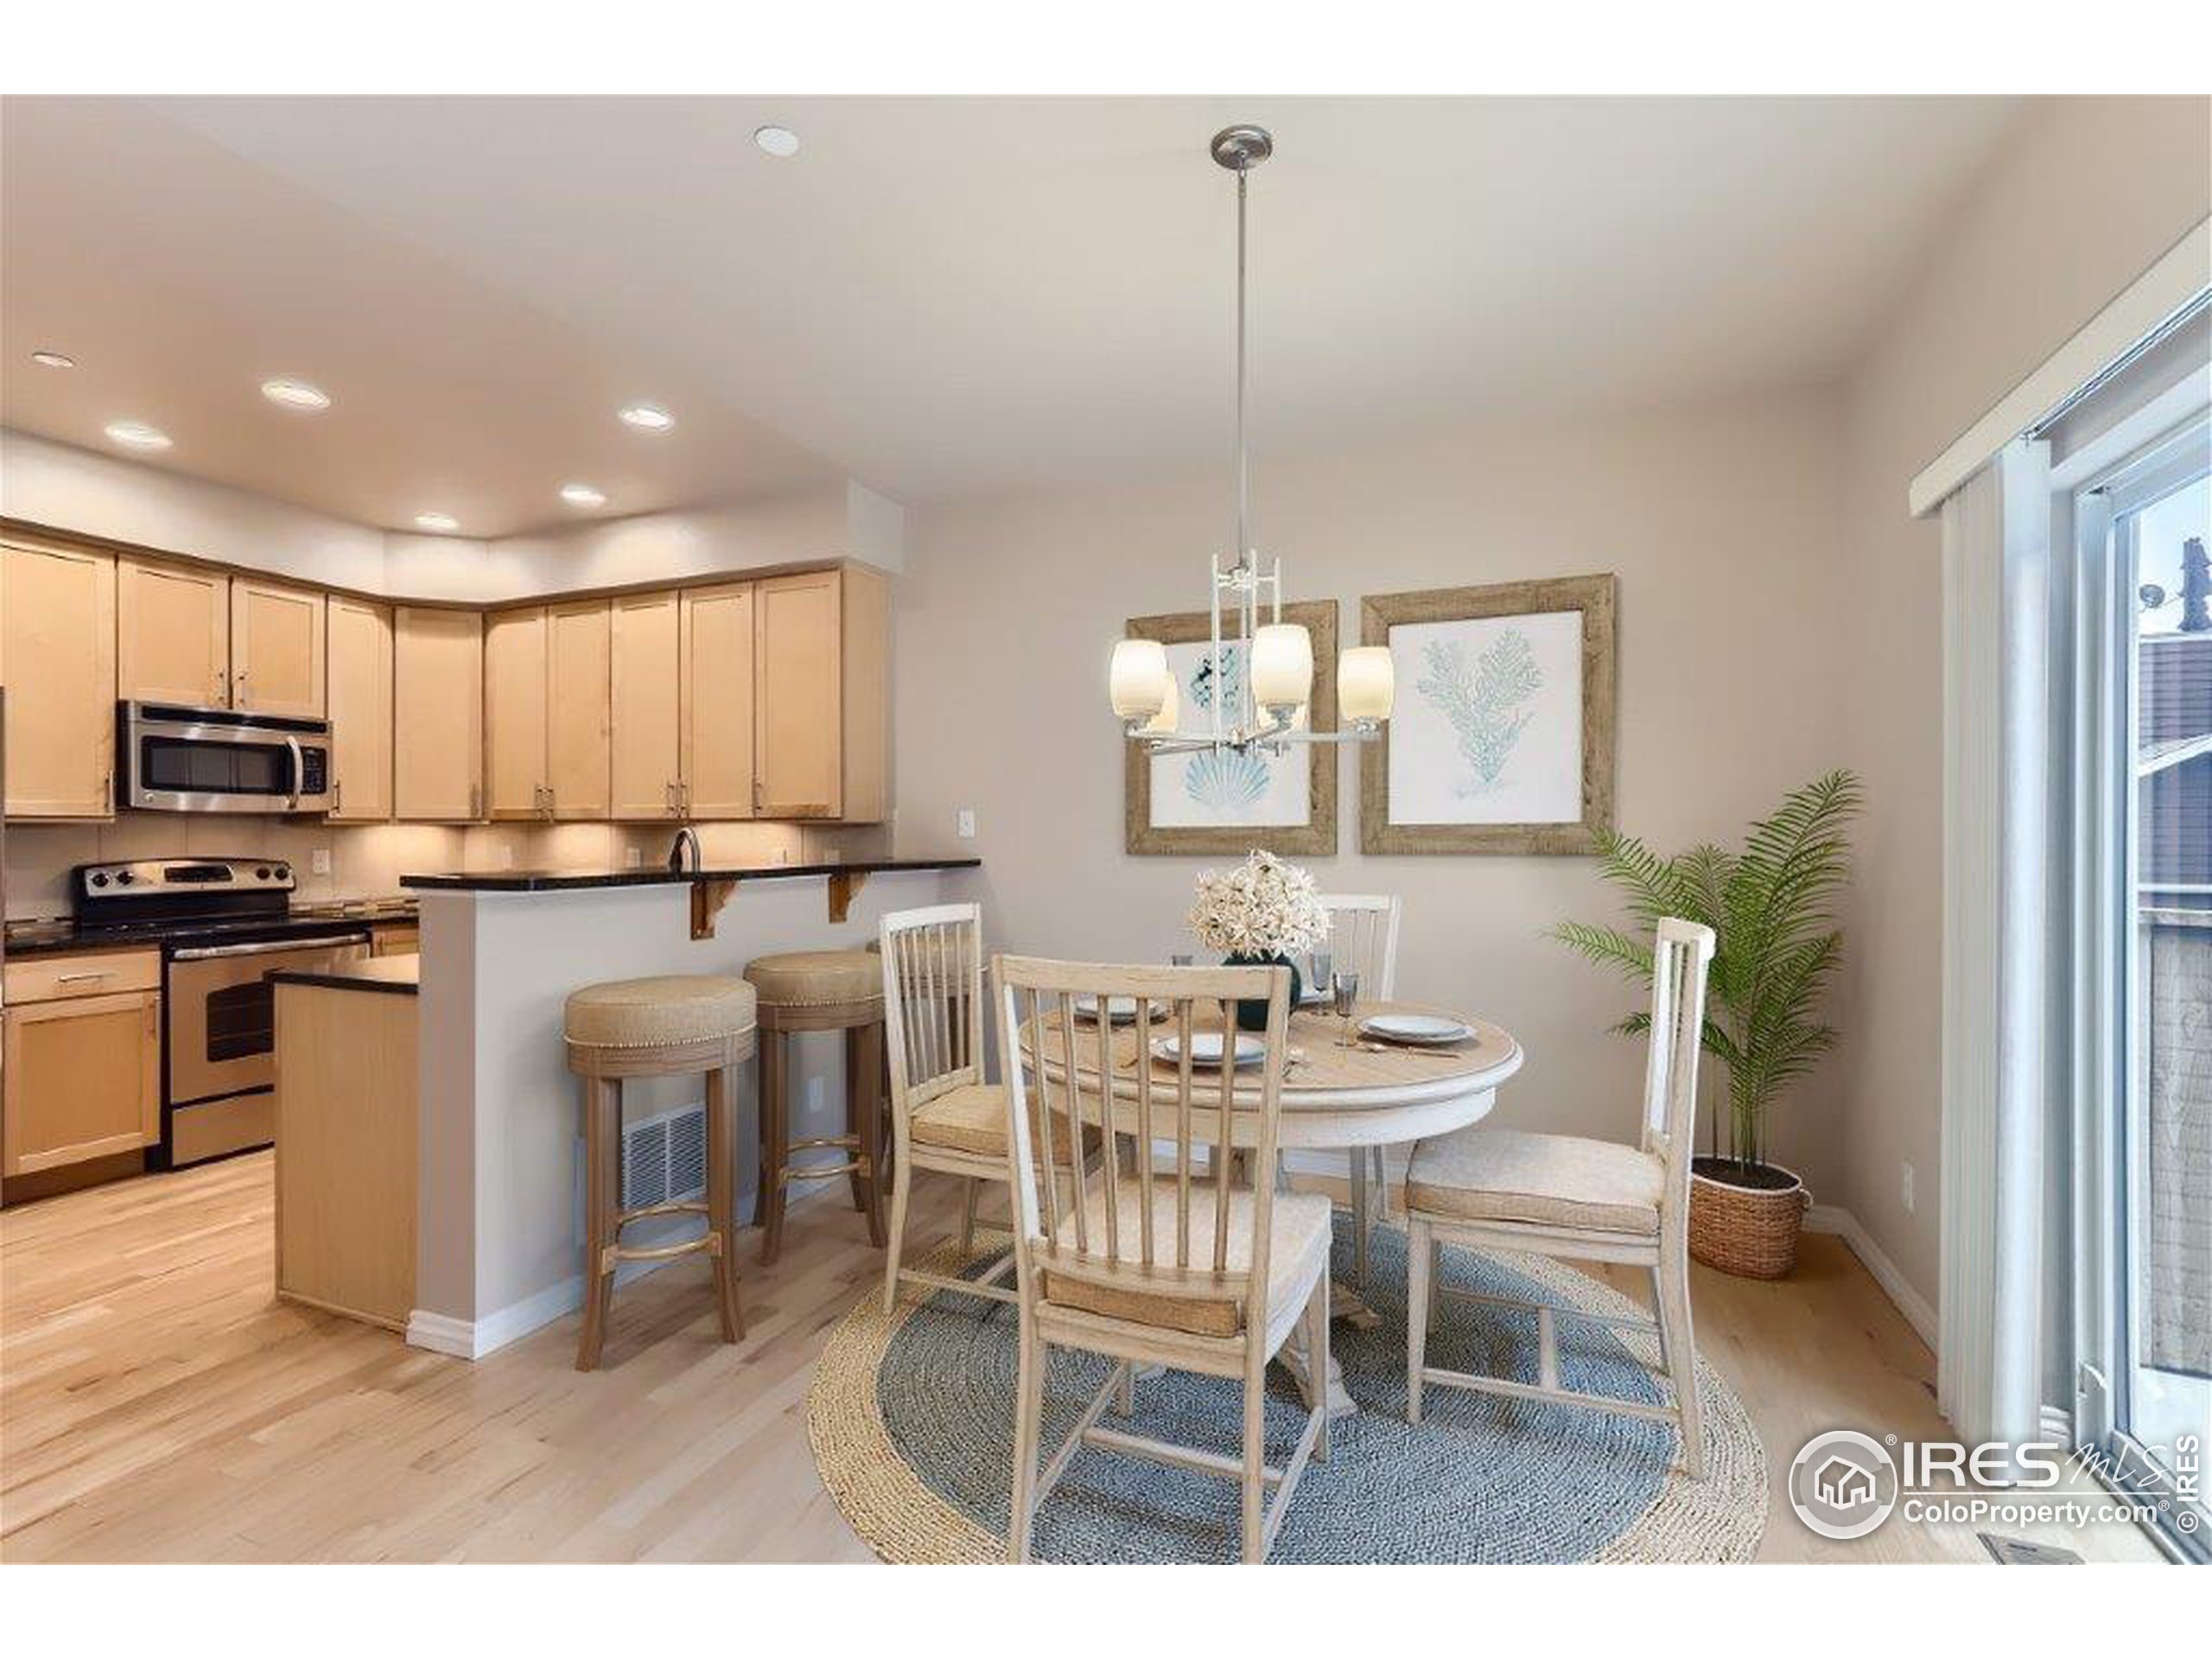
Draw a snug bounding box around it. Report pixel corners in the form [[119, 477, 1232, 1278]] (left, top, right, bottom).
[[1688, 1162, 1808, 1280]]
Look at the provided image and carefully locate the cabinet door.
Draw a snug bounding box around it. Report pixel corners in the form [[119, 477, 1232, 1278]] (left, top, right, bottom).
[[546, 600, 611, 820], [3, 991, 162, 1177], [609, 591, 681, 820], [679, 582, 756, 820], [118, 557, 230, 706], [754, 570, 842, 819], [326, 596, 393, 822], [2, 540, 117, 818], [483, 607, 548, 819], [230, 577, 327, 717], [393, 607, 483, 821]]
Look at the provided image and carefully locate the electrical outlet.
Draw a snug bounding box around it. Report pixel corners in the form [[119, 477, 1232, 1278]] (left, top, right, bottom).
[[1901, 1161, 1916, 1213], [310, 848, 332, 877], [957, 808, 977, 839], [498, 842, 515, 870], [626, 845, 642, 869]]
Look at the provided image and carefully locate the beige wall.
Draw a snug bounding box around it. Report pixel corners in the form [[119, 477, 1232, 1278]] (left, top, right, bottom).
[[1831, 96, 2212, 1306], [893, 385, 1856, 1188]]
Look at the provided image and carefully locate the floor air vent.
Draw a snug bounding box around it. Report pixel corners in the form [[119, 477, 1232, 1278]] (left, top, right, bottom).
[[620, 1103, 707, 1211], [1978, 1532, 2083, 1565]]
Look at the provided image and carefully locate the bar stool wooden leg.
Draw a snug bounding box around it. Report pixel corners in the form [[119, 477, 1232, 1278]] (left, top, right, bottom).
[[851, 1020, 887, 1249], [577, 1076, 620, 1372], [759, 1029, 790, 1264], [706, 1062, 745, 1341]]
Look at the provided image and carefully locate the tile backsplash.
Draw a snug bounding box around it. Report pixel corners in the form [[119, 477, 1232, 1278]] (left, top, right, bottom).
[[3, 813, 894, 918]]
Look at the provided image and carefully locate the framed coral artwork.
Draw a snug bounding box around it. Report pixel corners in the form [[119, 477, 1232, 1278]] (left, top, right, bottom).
[[1358, 575, 1617, 855], [1123, 601, 1338, 855]]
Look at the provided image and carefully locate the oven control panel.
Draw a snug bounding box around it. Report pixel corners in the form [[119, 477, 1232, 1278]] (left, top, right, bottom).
[[75, 857, 296, 903]]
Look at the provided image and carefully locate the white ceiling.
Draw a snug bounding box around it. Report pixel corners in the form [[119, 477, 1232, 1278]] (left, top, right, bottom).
[[2, 95, 2024, 533]]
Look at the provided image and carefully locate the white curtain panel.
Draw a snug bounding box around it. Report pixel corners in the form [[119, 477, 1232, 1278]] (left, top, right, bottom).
[[1938, 442, 2054, 1464]]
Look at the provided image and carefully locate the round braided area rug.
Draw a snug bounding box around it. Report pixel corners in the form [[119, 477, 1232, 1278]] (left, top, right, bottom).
[[809, 1219, 1766, 1563]]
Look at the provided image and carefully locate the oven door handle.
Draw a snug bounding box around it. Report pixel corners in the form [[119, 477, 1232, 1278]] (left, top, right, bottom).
[[284, 734, 305, 810], [170, 933, 372, 961]]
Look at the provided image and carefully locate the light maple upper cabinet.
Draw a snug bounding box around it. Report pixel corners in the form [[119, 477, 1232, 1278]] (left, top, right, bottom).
[[393, 607, 483, 821], [483, 607, 549, 819], [117, 556, 231, 707], [488, 601, 610, 819], [546, 600, 611, 819], [326, 596, 393, 822], [610, 590, 682, 819], [754, 566, 887, 822], [678, 582, 757, 820], [229, 576, 327, 718], [2, 539, 118, 820]]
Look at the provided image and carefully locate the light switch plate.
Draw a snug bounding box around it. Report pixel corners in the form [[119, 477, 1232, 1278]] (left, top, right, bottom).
[[957, 808, 977, 839], [626, 846, 642, 868], [310, 849, 332, 876]]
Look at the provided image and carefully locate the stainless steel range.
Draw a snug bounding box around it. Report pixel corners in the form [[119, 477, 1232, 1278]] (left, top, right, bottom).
[[71, 857, 372, 1166]]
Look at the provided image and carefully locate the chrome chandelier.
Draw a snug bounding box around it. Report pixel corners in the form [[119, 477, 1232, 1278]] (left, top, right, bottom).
[[1109, 124, 1395, 755]]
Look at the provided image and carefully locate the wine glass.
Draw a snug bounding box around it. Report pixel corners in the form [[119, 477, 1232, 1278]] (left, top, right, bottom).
[[1307, 949, 1333, 1007], [1332, 969, 1362, 1048]]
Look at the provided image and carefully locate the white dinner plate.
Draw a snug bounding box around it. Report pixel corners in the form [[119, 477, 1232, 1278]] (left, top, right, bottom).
[[1071, 995, 1162, 1024], [1360, 1013, 1472, 1046], [1151, 1032, 1268, 1069]]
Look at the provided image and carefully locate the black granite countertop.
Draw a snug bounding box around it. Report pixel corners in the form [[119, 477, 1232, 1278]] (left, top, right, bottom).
[[3, 902, 418, 959], [270, 955, 420, 995], [400, 856, 980, 893]]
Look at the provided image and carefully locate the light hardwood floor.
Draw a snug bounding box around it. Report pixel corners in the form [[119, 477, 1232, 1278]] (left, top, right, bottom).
[[0, 1153, 2162, 1563]]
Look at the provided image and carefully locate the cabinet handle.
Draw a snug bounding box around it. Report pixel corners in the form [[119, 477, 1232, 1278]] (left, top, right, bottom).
[[146, 1001, 159, 1038], [469, 784, 480, 819], [334, 779, 344, 814], [55, 970, 112, 984], [753, 779, 764, 810]]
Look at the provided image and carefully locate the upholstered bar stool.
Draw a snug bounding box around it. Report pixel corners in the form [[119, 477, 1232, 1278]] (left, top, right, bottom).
[[743, 950, 888, 1264], [564, 975, 758, 1372]]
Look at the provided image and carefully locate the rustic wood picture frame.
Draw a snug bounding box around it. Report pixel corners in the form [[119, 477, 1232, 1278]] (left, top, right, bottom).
[[1124, 600, 1338, 856], [1359, 574, 1617, 855]]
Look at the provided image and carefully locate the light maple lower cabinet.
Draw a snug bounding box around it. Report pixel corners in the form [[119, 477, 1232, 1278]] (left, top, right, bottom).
[[3, 957, 162, 1178], [393, 607, 483, 821], [229, 576, 327, 718], [117, 556, 231, 707], [610, 590, 682, 819], [1, 537, 117, 819], [326, 596, 394, 822]]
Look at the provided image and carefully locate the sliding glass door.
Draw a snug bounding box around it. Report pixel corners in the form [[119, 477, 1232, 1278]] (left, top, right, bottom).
[[2078, 414, 2210, 1558]]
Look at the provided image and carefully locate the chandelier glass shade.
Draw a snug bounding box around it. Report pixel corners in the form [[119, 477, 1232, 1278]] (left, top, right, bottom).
[[1114, 125, 1394, 757]]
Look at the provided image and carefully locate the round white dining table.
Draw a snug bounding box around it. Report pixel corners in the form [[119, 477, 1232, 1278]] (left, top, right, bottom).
[[1021, 998, 1524, 1414]]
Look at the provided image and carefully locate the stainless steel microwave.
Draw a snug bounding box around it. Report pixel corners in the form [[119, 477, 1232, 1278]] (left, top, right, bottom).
[[118, 701, 334, 813]]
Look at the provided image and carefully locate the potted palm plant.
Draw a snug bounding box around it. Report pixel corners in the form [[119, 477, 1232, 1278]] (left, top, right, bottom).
[[1551, 770, 1861, 1278]]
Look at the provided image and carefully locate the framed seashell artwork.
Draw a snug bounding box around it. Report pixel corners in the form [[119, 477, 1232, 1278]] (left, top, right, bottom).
[[1122, 599, 1339, 855]]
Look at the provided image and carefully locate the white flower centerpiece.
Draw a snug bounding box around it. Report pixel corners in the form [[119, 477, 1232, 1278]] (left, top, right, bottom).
[[1187, 850, 1331, 1029]]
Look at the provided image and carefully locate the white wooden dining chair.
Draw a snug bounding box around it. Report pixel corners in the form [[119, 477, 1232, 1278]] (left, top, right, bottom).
[[997, 957, 1332, 1564], [879, 902, 1016, 1312], [1402, 918, 1716, 1476], [1317, 892, 1402, 1282]]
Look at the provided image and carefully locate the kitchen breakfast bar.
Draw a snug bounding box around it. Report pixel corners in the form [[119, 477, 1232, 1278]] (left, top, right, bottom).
[[393, 857, 982, 1359]]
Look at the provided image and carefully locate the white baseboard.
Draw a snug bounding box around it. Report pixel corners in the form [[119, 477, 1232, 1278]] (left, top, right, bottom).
[[404, 1179, 846, 1361], [1803, 1203, 1938, 1347]]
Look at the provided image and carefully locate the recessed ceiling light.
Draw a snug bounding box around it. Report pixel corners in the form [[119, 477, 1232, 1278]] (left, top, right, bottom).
[[414, 512, 461, 532], [617, 403, 675, 432], [753, 125, 801, 158], [261, 378, 332, 411], [31, 350, 76, 369], [104, 420, 172, 452], [559, 482, 607, 508]]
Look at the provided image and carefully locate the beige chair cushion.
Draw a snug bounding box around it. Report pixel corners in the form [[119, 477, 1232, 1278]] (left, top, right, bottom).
[[743, 950, 883, 1008], [565, 975, 757, 1048], [1406, 1127, 1662, 1236], [1042, 1181, 1332, 1339], [909, 1082, 1084, 1165]]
